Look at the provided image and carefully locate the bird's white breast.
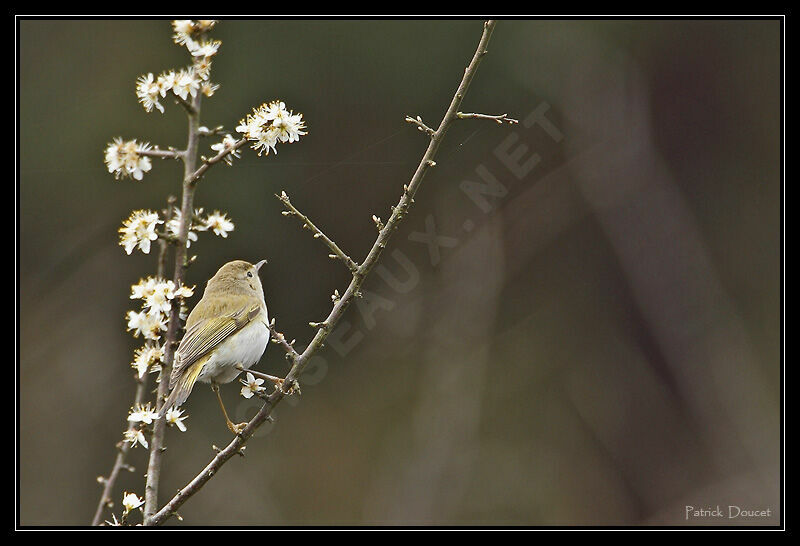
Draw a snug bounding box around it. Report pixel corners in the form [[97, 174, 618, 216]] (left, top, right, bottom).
[[197, 319, 270, 385]]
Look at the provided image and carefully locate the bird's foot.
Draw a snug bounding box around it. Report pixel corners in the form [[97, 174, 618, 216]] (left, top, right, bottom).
[[227, 420, 248, 435]]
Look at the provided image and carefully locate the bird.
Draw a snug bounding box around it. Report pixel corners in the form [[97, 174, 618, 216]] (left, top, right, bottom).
[[158, 259, 280, 433]]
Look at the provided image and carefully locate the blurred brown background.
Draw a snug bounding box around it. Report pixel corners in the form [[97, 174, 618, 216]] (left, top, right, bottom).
[[18, 18, 781, 526]]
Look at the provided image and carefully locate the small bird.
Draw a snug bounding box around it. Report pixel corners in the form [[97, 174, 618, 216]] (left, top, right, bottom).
[[159, 259, 280, 433]]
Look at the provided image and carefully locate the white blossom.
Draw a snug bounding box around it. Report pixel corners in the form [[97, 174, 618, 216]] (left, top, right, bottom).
[[171, 20, 195, 45], [171, 19, 217, 47], [136, 73, 164, 113], [236, 100, 306, 156], [204, 211, 234, 238], [127, 402, 159, 425], [123, 428, 148, 449], [104, 138, 153, 181], [165, 206, 204, 248], [195, 57, 213, 81], [130, 276, 159, 301], [165, 407, 188, 432], [122, 492, 144, 514], [210, 134, 241, 165], [118, 210, 162, 255], [128, 276, 193, 324], [240, 372, 265, 399], [201, 80, 219, 97], [126, 309, 167, 340], [157, 71, 178, 98], [195, 20, 217, 32], [131, 344, 164, 378], [172, 67, 201, 101], [188, 39, 221, 58]]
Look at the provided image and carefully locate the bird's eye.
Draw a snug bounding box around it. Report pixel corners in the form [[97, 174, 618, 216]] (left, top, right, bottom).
[[247, 271, 253, 278]]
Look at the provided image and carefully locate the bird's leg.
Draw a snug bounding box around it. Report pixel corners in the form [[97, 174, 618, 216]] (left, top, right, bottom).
[[211, 382, 247, 435]]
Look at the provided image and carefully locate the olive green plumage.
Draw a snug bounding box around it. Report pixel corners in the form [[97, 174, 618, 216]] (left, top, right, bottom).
[[159, 260, 269, 417]]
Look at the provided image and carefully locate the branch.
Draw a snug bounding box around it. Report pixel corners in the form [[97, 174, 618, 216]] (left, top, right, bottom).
[[267, 318, 301, 362], [198, 125, 227, 138], [185, 137, 248, 187], [404, 115, 436, 137], [90, 374, 148, 526], [91, 200, 174, 526], [276, 191, 360, 274], [456, 111, 519, 124], [139, 148, 184, 160], [173, 94, 197, 115], [147, 19, 508, 526], [143, 89, 204, 524]]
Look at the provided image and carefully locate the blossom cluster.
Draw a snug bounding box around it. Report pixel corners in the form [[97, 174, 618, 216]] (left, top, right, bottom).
[[104, 138, 153, 181], [118, 208, 235, 256], [120, 275, 195, 451], [122, 401, 188, 451], [128, 402, 188, 432], [171, 19, 217, 48], [135, 20, 220, 115], [123, 275, 194, 388], [118, 210, 162, 255], [236, 101, 307, 156], [105, 20, 309, 184], [126, 276, 194, 342]]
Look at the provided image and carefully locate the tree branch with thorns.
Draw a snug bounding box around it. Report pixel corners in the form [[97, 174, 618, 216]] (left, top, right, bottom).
[[144, 19, 516, 526]]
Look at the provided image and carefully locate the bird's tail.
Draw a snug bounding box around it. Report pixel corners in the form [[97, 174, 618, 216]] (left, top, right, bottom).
[[158, 361, 205, 418]]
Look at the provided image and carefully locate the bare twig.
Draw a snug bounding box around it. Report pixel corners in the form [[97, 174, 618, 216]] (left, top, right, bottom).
[[404, 115, 436, 137], [456, 111, 519, 124], [139, 148, 184, 160], [276, 191, 360, 274], [266, 318, 301, 361], [147, 19, 508, 526], [198, 125, 227, 138]]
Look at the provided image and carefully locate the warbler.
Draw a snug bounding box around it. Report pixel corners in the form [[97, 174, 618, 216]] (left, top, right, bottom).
[[159, 259, 279, 433]]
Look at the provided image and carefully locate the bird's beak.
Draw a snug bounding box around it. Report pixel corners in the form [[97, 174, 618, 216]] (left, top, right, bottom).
[[255, 259, 267, 271]]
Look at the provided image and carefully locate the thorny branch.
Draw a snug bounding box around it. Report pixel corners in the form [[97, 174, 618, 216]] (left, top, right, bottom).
[[267, 318, 301, 361], [147, 19, 512, 526], [276, 191, 360, 274]]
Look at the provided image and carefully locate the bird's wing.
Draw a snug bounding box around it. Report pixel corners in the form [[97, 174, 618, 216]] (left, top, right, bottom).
[[169, 302, 262, 390]]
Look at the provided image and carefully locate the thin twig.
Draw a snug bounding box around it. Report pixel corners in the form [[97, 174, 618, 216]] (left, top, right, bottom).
[[276, 191, 360, 274], [139, 148, 184, 160], [147, 19, 506, 526], [404, 115, 436, 137], [456, 111, 519, 124], [198, 125, 227, 138], [185, 138, 248, 187], [266, 318, 301, 361], [90, 377, 146, 526], [173, 94, 197, 115]]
